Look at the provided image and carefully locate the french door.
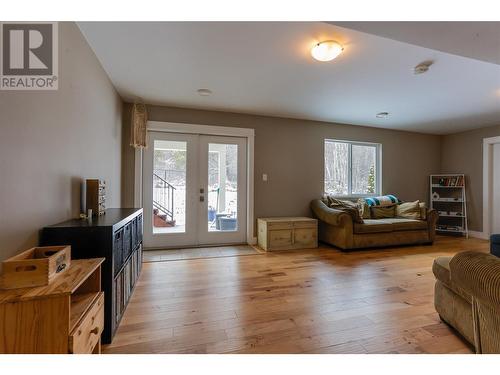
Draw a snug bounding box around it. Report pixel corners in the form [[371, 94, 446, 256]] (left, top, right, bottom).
[[142, 131, 247, 248]]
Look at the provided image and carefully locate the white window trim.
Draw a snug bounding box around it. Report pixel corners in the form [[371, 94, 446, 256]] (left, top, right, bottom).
[[134, 121, 256, 245], [324, 139, 382, 198]]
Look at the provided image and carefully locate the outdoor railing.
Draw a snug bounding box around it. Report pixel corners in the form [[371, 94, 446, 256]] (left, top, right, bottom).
[[153, 173, 175, 222]]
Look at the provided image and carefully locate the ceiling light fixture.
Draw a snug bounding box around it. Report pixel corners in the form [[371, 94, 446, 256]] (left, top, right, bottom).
[[311, 40, 344, 62], [376, 112, 389, 118], [414, 61, 433, 75], [197, 88, 212, 96]]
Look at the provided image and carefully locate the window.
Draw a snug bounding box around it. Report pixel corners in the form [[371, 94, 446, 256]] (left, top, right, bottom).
[[324, 139, 381, 196]]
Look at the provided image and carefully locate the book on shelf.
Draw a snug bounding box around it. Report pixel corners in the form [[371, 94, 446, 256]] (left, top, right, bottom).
[[435, 176, 464, 187], [436, 225, 464, 231], [434, 197, 462, 202], [438, 211, 463, 216]]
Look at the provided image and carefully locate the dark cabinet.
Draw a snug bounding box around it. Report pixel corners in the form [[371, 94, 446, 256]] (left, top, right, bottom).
[[41, 208, 143, 344]]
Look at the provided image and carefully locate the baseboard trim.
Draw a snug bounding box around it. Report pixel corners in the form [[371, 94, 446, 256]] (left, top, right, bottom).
[[468, 230, 489, 240]]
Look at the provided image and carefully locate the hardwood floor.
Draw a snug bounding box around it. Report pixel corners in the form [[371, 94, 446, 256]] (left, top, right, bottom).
[[104, 236, 489, 354]]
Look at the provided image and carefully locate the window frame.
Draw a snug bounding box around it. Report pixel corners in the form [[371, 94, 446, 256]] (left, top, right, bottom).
[[324, 139, 382, 198]]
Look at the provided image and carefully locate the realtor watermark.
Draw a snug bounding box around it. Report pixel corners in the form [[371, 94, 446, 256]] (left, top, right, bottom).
[[0, 22, 58, 90]]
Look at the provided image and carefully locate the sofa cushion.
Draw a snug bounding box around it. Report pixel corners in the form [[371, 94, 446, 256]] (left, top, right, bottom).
[[433, 256, 452, 284], [371, 206, 396, 219], [353, 217, 428, 234], [384, 218, 427, 231], [433, 256, 472, 303], [357, 198, 371, 219], [353, 219, 393, 234], [396, 200, 421, 220]]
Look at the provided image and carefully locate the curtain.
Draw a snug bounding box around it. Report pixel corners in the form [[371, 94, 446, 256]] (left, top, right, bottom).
[[130, 102, 148, 148]]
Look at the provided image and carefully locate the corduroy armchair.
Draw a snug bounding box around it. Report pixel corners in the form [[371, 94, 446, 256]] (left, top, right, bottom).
[[450, 251, 500, 353], [434, 251, 500, 353]]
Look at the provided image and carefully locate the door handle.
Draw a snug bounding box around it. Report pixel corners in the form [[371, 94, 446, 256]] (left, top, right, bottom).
[[200, 196, 205, 202]]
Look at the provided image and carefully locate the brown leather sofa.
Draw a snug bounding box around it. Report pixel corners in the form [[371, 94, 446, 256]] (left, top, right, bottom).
[[310, 199, 438, 250], [433, 251, 500, 353]]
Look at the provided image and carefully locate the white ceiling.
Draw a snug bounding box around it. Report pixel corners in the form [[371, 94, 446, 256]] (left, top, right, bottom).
[[331, 22, 500, 65], [78, 22, 500, 135]]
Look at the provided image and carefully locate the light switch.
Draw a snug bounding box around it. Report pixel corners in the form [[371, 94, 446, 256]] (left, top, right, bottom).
[[262, 173, 268, 182]]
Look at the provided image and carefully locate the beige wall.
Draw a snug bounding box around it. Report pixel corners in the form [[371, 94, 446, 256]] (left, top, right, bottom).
[[441, 124, 500, 232], [122, 104, 442, 232], [0, 22, 493, 263], [0, 22, 123, 262]]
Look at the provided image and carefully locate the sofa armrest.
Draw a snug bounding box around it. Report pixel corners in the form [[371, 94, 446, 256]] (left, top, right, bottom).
[[310, 199, 352, 227], [425, 208, 438, 242], [426, 208, 438, 224], [450, 251, 500, 306]]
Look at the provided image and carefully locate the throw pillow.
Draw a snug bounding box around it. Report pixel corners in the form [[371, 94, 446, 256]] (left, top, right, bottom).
[[396, 200, 421, 220], [321, 195, 329, 205], [327, 197, 356, 208], [364, 195, 401, 207], [327, 198, 364, 224], [371, 206, 396, 219], [419, 202, 427, 220], [357, 198, 371, 219]]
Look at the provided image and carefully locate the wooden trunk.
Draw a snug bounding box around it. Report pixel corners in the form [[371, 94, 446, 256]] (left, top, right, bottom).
[[258, 217, 318, 251]]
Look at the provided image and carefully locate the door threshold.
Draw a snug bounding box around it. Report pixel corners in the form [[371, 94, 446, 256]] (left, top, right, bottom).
[[143, 242, 248, 251]]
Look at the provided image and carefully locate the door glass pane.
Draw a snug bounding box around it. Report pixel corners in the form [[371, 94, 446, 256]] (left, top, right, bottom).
[[207, 143, 238, 231], [324, 141, 348, 195], [153, 140, 186, 233], [352, 144, 376, 194]]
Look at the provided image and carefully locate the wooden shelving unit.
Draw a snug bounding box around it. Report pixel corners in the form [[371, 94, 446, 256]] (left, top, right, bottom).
[[70, 292, 101, 331], [430, 174, 468, 238], [41, 208, 143, 344], [0, 258, 104, 354]]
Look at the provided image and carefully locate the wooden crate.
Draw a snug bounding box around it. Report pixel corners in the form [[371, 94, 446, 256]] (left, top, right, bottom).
[[1, 246, 71, 289]]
